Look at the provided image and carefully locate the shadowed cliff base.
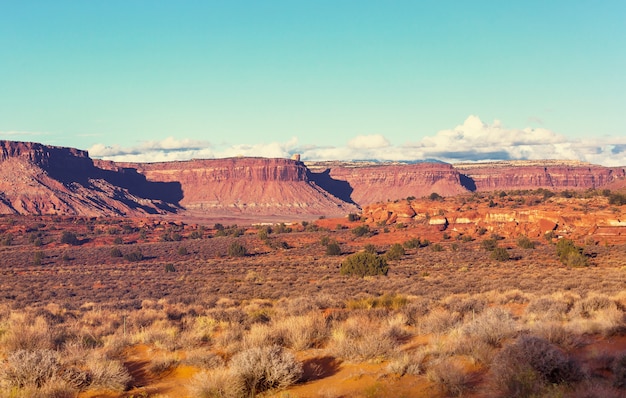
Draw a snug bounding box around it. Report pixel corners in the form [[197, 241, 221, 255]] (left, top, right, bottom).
[[460, 174, 477, 191], [307, 169, 356, 205]]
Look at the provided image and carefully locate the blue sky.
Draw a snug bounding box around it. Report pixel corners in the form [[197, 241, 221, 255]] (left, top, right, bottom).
[[1, 1, 625, 165]]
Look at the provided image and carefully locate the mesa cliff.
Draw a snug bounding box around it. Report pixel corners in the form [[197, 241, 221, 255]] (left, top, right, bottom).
[[0, 140, 624, 219], [307, 162, 468, 204], [96, 157, 357, 217], [456, 160, 626, 192]]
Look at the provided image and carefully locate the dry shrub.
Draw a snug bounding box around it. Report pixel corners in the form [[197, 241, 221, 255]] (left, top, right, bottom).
[[530, 321, 584, 349], [400, 297, 431, 326], [490, 335, 583, 397], [273, 313, 329, 350], [570, 293, 617, 318], [525, 295, 572, 321], [461, 307, 518, 347], [567, 306, 625, 336], [184, 349, 226, 369], [1, 378, 78, 398], [180, 316, 219, 348], [418, 307, 461, 334], [86, 354, 132, 391], [327, 315, 398, 361], [149, 353, 180, 374], [189, 368, 243, 398], [214, 323, 245, 355], [492, 289, 530, 304], [1, 314, 53, 352], [133, 319, 181, 351], [229, 345, 302, 396], [275, 296, 318, 316], [101, 332, 132, 359], [0, 349, 59, 389], [426, 357, 472, 397], [442, 293, 487, 316], [386, 350, 428, 376]]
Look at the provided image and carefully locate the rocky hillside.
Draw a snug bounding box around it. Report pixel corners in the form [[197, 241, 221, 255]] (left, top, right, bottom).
[[0, 141, 179, 216]]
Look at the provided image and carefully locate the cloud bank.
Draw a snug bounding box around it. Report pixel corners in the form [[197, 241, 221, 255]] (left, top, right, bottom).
[[88, 116, 626, 167]]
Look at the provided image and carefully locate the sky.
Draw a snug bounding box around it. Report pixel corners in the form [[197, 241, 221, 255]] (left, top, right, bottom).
[[1, 1, 625, 165]]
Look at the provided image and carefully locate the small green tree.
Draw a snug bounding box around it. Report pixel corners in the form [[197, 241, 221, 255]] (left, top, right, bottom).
[[124, 250, 144, 262], [517, 235, 535, 249], [481, 238, 498, 251], [352, 225, 370, 237], [60, 231, 80, 246], [491, 247, 510, 261], [228, 241, 248, 257], [347, 213, 360, 222], [325, 241, 342, 256], [556, 239, 588, 267], [363, 244, 377, 254], [340, 252, 388, 277], [385, 243, 405, 260]]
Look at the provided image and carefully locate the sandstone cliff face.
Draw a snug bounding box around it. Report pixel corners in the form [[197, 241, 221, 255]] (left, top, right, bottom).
[[107, 158, 357, 217], [308, 162, 468, 205], [456, 161, 626, 192], [0, 141, 177, 216]]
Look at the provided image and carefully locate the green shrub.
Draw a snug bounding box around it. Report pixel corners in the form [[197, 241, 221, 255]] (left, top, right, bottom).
[[33, 251, 45, 265], [1, 233, 13, 246], [110, 248, 123, 258], [363, 244, 377, 254], [385, 243, 405, 260], [481, 238, 498, 251], [113, 236, 123, 245], [403, 238, 421, 249], [352, 225, 370, 237], [348, 213, 360, 222], [430, 243, 444, 252], [165, 264, 176, 273], [124, 250, 144, 262], [491, 247, 510, 261], [517, 235, 535, 249], [429, 192, 442, 201], [60, 231, 80, 245], [325, 242, 342, 256], [228, 242, 248, 257], [177, 246, 188, 255], [608, 192, 626, 206], [340, 252, 388, 277], [555, 239, 588, 267]]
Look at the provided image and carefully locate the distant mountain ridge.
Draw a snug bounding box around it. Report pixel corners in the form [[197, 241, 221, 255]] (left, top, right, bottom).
[[0, 140, 624, 218]]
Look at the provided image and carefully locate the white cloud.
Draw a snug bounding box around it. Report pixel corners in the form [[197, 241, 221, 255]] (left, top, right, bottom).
[[347, 134, 390, 149], [87, 117, 626, 167]]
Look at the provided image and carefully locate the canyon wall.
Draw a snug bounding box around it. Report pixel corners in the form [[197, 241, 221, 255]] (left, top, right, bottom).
[[456, 160, 626, 192], [101, 158, 357, 217], [307, 162, 469, 205]]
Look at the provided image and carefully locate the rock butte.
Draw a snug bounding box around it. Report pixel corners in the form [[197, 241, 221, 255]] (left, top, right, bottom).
[[0, 140, 625, 221]]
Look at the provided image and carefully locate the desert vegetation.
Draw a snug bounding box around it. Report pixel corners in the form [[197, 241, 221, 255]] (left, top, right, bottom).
[[0, 190, 624, 397]]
